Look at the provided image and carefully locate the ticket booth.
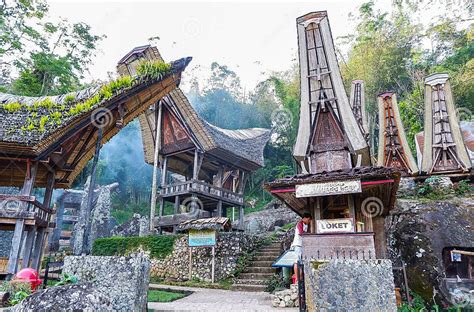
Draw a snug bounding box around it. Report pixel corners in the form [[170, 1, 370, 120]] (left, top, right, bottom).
[[265, 167, 400, 260]]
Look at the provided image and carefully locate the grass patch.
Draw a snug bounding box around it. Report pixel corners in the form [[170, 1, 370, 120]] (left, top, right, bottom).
[[147, 289, 185, 302]]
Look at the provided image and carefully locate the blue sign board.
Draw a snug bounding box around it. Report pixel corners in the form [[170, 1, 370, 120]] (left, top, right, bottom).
[[189, 229, 216, 247]]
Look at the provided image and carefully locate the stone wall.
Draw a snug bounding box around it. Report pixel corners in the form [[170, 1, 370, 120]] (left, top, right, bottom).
[[151, 232, 262, 282], [304, 259, 397, 312], [62, 253, 150, 311]]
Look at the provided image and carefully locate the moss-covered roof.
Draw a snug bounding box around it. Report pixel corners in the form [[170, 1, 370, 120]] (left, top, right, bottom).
[[0, 58, 190, 147]]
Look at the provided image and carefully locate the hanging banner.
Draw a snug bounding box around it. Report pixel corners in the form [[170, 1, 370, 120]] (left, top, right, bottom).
[[188, 229, 216, 247], [295, 179, 361, 198]]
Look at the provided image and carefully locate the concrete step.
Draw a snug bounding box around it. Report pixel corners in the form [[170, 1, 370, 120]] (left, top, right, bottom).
[[248, 260, 274, 267], [257, 251, 281, 257], [239, 272, 274, 280], [255, 255, 278, 262], [244, 266, 275, 274], [260, 247, 281, 252], [231, 283, 267, 292], [233, 278, 267, 285]]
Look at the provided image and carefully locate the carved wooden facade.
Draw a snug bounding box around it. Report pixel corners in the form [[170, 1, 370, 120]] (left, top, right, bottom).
[[421, 73, 472, 174], [377, 92, 418, 175], [293, 11, 370, 174]]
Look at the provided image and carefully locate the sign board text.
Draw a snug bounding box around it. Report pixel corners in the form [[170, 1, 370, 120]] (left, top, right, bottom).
[[317, 218, 355, 234], [295, 180, 361, 198]]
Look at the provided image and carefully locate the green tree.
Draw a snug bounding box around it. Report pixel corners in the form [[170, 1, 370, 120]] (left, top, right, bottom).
[[1, 0, 105, 96]]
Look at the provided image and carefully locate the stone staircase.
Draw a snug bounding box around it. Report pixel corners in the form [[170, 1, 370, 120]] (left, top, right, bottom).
[[231, 241, 282, 292]]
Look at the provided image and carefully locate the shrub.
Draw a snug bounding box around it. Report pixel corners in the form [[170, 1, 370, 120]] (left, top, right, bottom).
[[2, 102, 22, 112], [92, 235, 177, 259], [136, 60, 171, 80], [64, 94, 76, 105]]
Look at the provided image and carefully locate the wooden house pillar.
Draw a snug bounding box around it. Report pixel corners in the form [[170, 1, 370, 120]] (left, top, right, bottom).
[[150, 101, 163, 231], [32, 170, 55, 271], [7, 161, 38, 274]]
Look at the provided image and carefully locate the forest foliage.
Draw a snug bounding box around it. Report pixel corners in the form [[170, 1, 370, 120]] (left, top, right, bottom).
[[1, 0, 473, 221]]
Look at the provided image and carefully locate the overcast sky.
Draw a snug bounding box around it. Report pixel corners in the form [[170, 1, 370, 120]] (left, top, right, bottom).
[[48, 0, 442, 91]]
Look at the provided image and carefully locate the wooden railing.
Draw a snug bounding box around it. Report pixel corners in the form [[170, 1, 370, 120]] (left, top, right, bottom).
[[0, 194, 55, 226], [160, 179, 244, 205]]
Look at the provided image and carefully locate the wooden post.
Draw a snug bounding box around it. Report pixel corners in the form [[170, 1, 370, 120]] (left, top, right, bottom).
[[31, 171, 56, 271], [193, 149, 199, 180], [150, 102, 163, 231], [21, 227, 35, 268], [7, 161, 38, 274], [158, 156, 168, 234], [7, 220, 25, 274], [32, 170, 55, 270], [217, 200, 222, 217], [173, 196, 180, 233], [211, 246, 215, 283], [188, 247, 192, 280], [31, 228, 45, 271]]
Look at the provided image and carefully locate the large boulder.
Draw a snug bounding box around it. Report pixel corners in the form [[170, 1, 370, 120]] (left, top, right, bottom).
[[62, 253, 150, 311], [13, 283, 112, 311], [386, 197, 474, 304], [111, 213, 149, 237], [240, 200, 298, 233]]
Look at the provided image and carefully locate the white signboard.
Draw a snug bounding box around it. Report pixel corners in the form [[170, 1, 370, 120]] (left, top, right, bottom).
[[295, 179, 361, 198], [317, 218, 355, 234]]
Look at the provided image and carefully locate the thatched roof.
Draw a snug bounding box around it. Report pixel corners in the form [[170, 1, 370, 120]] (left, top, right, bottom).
[[0, 56, 191, 188], [140, 88, 271, 171], [0, 58, 190, 146], [177, 217, 231, 231]]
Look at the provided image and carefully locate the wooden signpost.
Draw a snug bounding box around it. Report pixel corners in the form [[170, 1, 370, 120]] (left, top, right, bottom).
[[188, 229, 217, 283]]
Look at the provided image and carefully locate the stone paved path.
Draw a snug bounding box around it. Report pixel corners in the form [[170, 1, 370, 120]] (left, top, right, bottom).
[[147, 284, 298, 312]]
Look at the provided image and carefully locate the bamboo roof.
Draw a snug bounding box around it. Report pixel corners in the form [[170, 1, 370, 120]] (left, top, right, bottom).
[[0, 56, 191, 188]]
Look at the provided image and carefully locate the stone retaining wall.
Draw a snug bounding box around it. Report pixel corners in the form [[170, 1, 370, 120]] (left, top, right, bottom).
[[304, 259, 397, 312], [151, 232, 261, 282]]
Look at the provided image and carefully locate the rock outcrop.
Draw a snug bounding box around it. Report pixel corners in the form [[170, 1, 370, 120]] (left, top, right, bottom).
[[14, 283, 112, 311], [386, 197, 474, 305], [63, 253, 150, 311], [71, 179, 119, 254], [239, 200, 298, 233], [111, 213, 149, 237]]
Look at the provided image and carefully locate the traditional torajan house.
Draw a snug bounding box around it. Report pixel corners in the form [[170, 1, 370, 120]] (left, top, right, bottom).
[[349, 80, 369, 139], [293, 12, 370, 173], [419, 73, 472, 175], [265, 11, 400, 260], [0, 51, 191, 275], [117, 46, 271, 233], [377, 92, 418, 176]]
